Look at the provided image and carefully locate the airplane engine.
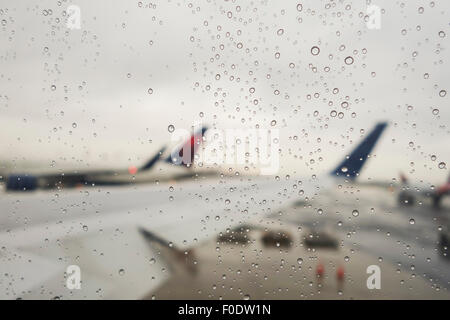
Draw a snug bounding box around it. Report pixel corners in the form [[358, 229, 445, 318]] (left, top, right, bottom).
[[6, 174, 38, 191], [398, 190, 415, 206]]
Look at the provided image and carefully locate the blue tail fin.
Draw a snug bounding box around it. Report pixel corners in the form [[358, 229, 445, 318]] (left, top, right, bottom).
[[330, 122, 388, 180], [140, 146, 167, 171]]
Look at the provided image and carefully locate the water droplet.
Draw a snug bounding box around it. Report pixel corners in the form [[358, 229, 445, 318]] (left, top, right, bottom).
[[344, 56, 354, 65], [311, 46, 320, 56]]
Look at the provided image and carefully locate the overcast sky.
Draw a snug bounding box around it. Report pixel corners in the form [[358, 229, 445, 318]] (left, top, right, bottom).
[[0, 0, 449, 183]]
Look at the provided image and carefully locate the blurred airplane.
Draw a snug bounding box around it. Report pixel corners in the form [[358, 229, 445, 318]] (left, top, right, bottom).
[[397, 172, 450, 208], [2, 126, 209, 191], [0, 122, 388, 299]]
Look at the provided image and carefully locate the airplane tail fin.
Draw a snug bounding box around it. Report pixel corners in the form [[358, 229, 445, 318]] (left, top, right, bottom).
[[140, 146, 167, 171], [400, 172, 409, 184], [330, 122, 388, 180], [165, 126, 209, 167]]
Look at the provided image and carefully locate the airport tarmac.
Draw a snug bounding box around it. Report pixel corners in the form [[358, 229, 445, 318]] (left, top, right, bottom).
[[151, 183, 450, 300], [1, 178, 448, 299], [150, 228, 448, 300]]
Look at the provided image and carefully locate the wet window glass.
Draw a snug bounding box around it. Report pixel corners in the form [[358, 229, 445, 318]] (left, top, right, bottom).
[[0, 1, 449, 301]]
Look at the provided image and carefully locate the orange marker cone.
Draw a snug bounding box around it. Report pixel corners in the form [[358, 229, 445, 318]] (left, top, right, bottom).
[[336, 265, 345, 293], [316, 263, 325, 278], [316, 263, 324, 288]]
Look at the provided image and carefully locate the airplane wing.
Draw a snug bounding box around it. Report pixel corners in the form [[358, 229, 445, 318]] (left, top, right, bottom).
[[0, 122, 387, 299]]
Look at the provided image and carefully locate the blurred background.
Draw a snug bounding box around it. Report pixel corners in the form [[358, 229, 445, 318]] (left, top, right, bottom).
[[0, 0, 449, 299]]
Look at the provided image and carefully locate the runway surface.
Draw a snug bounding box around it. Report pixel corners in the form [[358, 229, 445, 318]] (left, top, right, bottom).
[[152, 183, 450, 299], [1, 178, 449, 299]]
